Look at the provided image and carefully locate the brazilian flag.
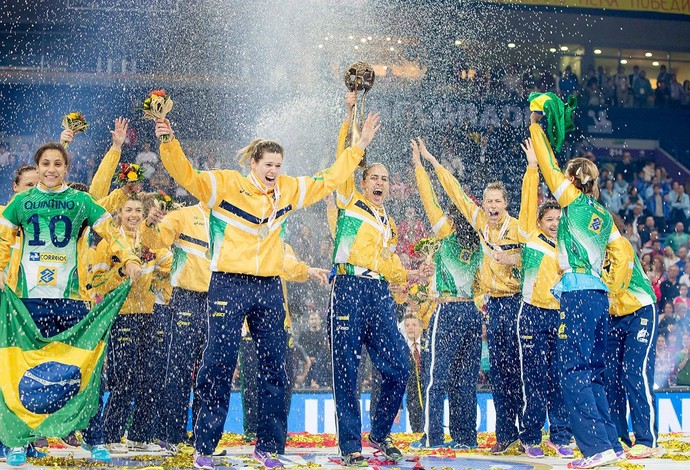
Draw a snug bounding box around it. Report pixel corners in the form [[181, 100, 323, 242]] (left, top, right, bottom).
[[0, 281, 131, 447]]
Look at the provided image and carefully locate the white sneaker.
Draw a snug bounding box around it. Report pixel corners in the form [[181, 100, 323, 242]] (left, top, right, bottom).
[[127, 440, 163, 452], [107, 442, 129, 454]]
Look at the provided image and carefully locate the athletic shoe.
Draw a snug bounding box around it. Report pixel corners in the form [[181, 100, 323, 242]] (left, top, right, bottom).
[[445, 440, 477, 450], [341, 452, 369, 467], [127, 440, 163, 452], [567, 449, 618, 469], [546, 440, 575, 458], [490, 439, 522, 454], [616, 450, 626, 460], [6, 447, 26, 467], [409, 440, 444, 450], [157, 441, 178, 454], [32, 438, 48, 448], [253, 449, 284, 469], [60, 433, 81, 447], [193, 451, 214, 470], [523, 444, 545, 458], [626, 444, 664, 459], [367, 435, 402, 461], [212, 449, 227, 457], [107, 442, 130, 454], [0, 444, 8, 459], [26, 444, 46, 458], [90, 445, 112, 463]]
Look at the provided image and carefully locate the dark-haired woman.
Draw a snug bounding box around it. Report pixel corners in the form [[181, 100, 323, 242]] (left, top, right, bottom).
[[408, 138, 482, 451], [0, 143, 141, 466], [516, 140, 573, 459], [153, 114, 379, 470]]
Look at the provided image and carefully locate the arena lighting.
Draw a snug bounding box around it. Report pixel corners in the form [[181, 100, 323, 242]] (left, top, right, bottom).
[[560, 46, 569, 51], [594, 49, 602, 54], [549, 47, 557, 52], [507, 43, 516, 48], [645, 52, 653, 57], [620, 59, 628, 64], [652, 61, 660, 66]]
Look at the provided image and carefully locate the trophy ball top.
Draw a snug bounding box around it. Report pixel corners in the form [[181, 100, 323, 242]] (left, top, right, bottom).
[[345, 62, 375, 92]]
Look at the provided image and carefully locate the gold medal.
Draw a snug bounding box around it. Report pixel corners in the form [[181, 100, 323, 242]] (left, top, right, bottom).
[[381, 248, 391, 260], [258, 225, 270, 239]]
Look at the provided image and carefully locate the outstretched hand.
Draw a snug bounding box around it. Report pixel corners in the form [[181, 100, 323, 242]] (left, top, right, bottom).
[[111, 117, 129, 150], [354, 112, 381, 150], [410, 139, 422, 166], [415, 137, 439, 167], [520, 138, 538, 168], [60, 129, 74, 145], [307, 267, 330, 286], [155, 118, 174, 141], [123, 261, 142, 282]]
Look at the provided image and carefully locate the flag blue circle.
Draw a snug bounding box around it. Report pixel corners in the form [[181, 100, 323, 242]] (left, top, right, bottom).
[[19, 362, 82, 414]]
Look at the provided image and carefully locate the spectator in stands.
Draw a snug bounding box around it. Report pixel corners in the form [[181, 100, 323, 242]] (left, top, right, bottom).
[[624, 200, 646, 228], [615, 153, 637, 183], [660, 264, 682, 307], [669, 74, 683, 109], [633, 70, 652, 108], [642, 162, 655, 183], [660, 303, 689, 352], [629, 65, 641, 93], [656, 65, 671, 88], [674, 284, 690, 308], [397, 207, 428, 261], [654, 335, 675, 389], [299, 310, 330, 388], [663, 246, 681, 271], [682, 80, 690, 108], [613, 65, 629, 107], [558, 65, 579, 98], [680, 261, 690, 286], [669, 183, 690, 227], [649, 256, 665, 300], [638, 216, 657, 245], [14, 142, 31, 164], [676, 247, 689, 271], [666, 222, 689, 253], [646, 184, 670, 232], [501, 64, 523, 98], [624, 223, 642, 253], [403, 315, 424, 433], [136, 142, 159, 187], [673, 333, 690, 387], [600, 179, 622, 214], [654, 80, 671, 108]]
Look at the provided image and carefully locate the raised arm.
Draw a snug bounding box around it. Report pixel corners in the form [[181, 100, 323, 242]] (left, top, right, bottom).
[[141, 209, 182, 250], [411, 139, 452, 240], [336, 92, 357, 208], [286, 112, 380, 210], [90, 118, 128, 200], [97, 188, 127, 214], [0, 199, 19, 288], [529, 116, 580, 207], [518, 138, 540, 242], [418, 140, 485, 232]]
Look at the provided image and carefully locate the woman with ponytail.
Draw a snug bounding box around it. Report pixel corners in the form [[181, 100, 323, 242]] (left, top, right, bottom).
[[153, 115, 380, 470]]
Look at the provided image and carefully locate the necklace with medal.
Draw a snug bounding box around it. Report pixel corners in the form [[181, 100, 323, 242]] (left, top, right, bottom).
[[367, 200, 392, 260], [482, 214, 510, 257], [248, 172, 280, 240]]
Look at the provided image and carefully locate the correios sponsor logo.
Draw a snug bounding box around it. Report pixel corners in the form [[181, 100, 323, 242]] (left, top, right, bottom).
[[29, 252, 67, 263]]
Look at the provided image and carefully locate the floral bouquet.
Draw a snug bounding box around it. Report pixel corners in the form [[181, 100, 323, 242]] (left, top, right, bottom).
[[142, 90, 174, 142], [413, 237, 442, 261], [135, 245, 156, 263], [154, 189, 182, 212], [61, 112, 89, 149], [113, 162, 146, 188], [408, 283, 430, 305]]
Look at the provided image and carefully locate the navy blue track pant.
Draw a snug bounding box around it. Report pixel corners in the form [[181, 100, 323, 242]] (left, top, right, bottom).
[[485, 294, 523, 444], [329, 275, 409, 455], [557, 290, 622, 457], [604, 304, 658, 448], [517, 302, 572, 446], [161, 288, 207, 444], [421, 301, 481, 447], [193, 273, 287, 455]]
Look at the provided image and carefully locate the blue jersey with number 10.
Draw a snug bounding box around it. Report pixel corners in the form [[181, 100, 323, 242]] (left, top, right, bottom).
[[0, 185, 118, 299]]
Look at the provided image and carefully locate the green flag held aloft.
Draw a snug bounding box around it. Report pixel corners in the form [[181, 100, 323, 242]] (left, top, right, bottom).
[[0, 281, 131, 447], [528, 92, 577, 152]]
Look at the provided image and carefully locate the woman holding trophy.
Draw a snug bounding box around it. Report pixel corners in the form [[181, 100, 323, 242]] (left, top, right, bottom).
[[328, 87, 432, 467], [153, 109, 380, 470]]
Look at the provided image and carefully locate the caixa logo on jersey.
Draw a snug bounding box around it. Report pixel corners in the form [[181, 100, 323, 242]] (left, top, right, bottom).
[[29, 252, 67, 263]]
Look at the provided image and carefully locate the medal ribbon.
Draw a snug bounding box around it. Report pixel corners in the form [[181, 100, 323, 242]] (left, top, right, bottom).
[[248, 171, 281, 234], [481, 214, 509, 258], [368, 202, 391, 250]]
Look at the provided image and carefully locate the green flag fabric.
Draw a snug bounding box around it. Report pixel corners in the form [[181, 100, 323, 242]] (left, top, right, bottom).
[[0, 281, 131, 447], [528, 92, 577, 152]]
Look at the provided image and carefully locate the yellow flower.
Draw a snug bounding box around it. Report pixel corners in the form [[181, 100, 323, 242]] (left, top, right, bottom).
[[127, 171, 138, 181], [68, 112, 80, 120], [164, 196, 172, 202], [131, 163, 139, 170], [409, 284, 419, 295]]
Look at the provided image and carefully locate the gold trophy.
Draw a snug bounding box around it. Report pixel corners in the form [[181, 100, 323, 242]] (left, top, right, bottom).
[[344, 62, 375, 169]]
